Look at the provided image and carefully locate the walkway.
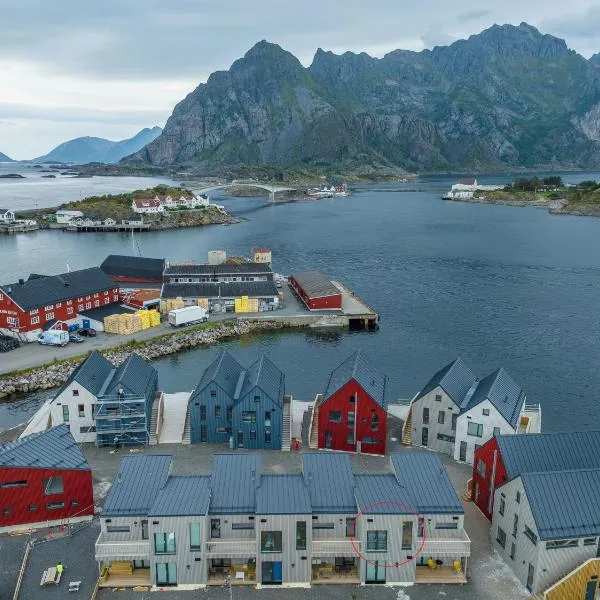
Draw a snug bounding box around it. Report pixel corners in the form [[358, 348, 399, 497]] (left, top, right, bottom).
[[158, 393, 191, 444]]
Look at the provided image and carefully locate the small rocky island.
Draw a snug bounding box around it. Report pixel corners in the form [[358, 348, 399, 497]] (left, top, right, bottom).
[[0, 173, 25, 179]]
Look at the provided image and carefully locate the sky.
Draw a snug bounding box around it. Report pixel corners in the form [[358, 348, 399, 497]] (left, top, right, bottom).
[[2, 0, 600, 160]]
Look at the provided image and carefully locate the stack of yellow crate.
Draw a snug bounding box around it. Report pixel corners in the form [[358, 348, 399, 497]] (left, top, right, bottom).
[[160, 298, 185, 314], [136, 310, 152, 330], [117, 313, 143, 334], [197, 298, 209, 309], [149, 310, 160, 326], [103, 314, 121, 333], [234, 296, 249, 313], [247, 298, 259, 313]]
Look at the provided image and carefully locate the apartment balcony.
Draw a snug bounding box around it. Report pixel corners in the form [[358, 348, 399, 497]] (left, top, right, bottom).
[[420, 528, 471, 557], [205, 540, 256, 558], [311, 539, 361, 557], [94, 534, 150, 560], [519, 404, 542, 434]]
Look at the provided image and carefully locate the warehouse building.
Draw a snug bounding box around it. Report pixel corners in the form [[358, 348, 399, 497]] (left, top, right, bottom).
[[100, 255, 166, 286], [289, 271, 342, 310], [163, 262, 274, 284]]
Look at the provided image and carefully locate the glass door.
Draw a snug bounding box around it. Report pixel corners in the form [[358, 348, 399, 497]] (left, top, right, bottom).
[[365, 560, 386, 583], [156, 563, 177, 586], [262, 561, 283, 585], [421, 427, 428, 446]]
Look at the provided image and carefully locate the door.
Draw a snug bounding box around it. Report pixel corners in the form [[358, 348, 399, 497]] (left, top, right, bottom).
[[141, 520, 148, 540], [585, 580, 598, 600], [237, 430, 244, 448], [459, 441, 467, 462], [421, 427, 428, 447], [156, 563, 177, 585], [262, 561, 283, 585], [325, 431, 332, 449], [526, 563, 534, 592], [365, 560, 386, 583], [200, 425, 207, 443]]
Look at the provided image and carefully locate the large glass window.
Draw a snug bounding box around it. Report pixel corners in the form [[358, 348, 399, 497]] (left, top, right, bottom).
[[62, 405, 70, 422], [467, 422, 483, 437], [451, 413, 458, 431], [524, 526, 538, 546], [296, 521, 306, 550], [366, 530, 387, 552], [401, 521, 412, 550], [422, 408, 429, 424], [211, 519, 221, 538], [43, 476, 64, 495], [437, 411, 445, 425], [154, 532, 176, 554], [261, 531, 282, 553], [242, 411, 256, 424], [190, 523, 201, 551], [328, 411, 342, 423]]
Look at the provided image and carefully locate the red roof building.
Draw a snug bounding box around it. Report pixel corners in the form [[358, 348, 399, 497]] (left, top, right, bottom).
[[312, 351, 388, 455], [289, 271, 342, 310], [0, 425, 94, 533]]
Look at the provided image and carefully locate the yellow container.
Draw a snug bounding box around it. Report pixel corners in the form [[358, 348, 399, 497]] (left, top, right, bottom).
[[247, 298, 259, 313]]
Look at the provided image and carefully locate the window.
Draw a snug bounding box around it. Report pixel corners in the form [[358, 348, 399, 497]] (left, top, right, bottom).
[[231, 522, 254, 530], [437, 433, 455, 442], [451, 413, 458, 431], [211, 519, 221, 538], [94, 300, 100, 307], [210, 389, 216, 397], [546, 539, 579, 550], [250, 429, 257, 440], [347, 411, 355, 426], [261, 531, 282, 553], [296, 521, 307, 550], [349, 395, 355, 403], [107, 525, 131, 533], [499, 496, 505, 516], [516, 491, 521, 504], [67, 307, 74, 315], [46, 502, 65, 510], [313, 523, 335, 530], [435, 394, 442, 402], [254, 395, 260, 402], [72, 388, 80, 397], [493, 427, 501, 437], [3, 508, 12, 515], [242, 411, 256, 424], [367, 530, 387, 552], [78, 304, 83, 311], [467, 422, 483, 437], [371, 411, 379, 431], [29, 504, 37, 512], [328, 411, 342, 423], [215, 405, 221, 418], [423, 407, 429, 424], [31, 316, 40, 325], [347, 431, 355, 444], [91, 404, 96, 419], [78, 404, 85, 417], [154, 532, 176, 554], [401, 521, 412, 549], [482, 408, 490, 416], [524, 526, 538, 545], [265, 429, 271, 443], [512, 514, 518, 537], [189, 523, 202, 550], [46, 312, 54, 320], [438, 411, 445, 425], [346, 517, 356, 537], [30, 309, 39, 314], [435, 522, 459, 529], [43, 476, 64, 495], [584, 537, 597, 546], [56, 303, 62, 308], [44, 305, 54, 311], [226, 407, 232, 421], [496, 526, 507, 549], [0, 480, 27, 488], [265, 411, 272, 427], [62, 405, 70, 422], [200, 405, 206, 420], [510, 542, 516, 560], [476, 459, 486, 477]]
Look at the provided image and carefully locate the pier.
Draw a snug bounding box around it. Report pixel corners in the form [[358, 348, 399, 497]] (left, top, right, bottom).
[[0, 223, 39, 235], [65, 223, 151, 232]]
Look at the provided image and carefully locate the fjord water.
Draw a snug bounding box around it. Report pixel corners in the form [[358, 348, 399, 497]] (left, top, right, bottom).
[[1, 178, 600, 433]]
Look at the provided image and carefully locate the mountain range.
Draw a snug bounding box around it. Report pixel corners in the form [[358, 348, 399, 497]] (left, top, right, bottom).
[[126, 23, 600, 175], [34, 126, 162, 164], [0, 152, 14, 162]]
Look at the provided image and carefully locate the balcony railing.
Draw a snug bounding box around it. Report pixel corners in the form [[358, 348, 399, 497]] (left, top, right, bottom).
[[312, 539, 361, 557], [95, 534, 150, 560], [420, 529, 471, 556], [205, 540, 256, 557]]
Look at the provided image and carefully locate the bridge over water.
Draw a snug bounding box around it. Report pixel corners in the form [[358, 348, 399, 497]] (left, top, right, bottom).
[[191, 183, 298, 203]]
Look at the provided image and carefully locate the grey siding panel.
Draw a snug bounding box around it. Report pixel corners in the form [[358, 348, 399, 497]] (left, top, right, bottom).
[[190, 384, 234, 444], [231, 387, 282, 450], [209, 514, 256, 540]]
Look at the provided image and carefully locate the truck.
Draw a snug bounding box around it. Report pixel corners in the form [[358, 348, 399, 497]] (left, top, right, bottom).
[[37, 330, 69, 347], [168, 306, 208, 327]]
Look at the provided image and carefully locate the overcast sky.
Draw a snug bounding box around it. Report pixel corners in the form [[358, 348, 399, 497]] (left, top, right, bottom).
[[2, 0, 600, 159]]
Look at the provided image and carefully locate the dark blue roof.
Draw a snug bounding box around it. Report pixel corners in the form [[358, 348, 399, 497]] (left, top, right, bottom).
[[391, 453, 464, 514], [323, 351, 387, 409], [149, 476, 211, 516], [209, 454, 260, 514], [354, 475, 413, 514], [105, 352, 157, 401], [462, 368, 525, 428], [497, 431, 600, 479], [302, 453, 356, 513], [1, 425, 89, 470], [256, 474, 312, 514], [190, 351, 245, 401], [103, 455, 172, 517], [521, 468, 600, 540], [239, 355, 285, 407], [415, 357, 477, 407], [59, 350, 113, 397]]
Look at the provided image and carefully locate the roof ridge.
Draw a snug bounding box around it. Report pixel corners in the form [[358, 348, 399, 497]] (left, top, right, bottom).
[[522, 466, 600, 478]]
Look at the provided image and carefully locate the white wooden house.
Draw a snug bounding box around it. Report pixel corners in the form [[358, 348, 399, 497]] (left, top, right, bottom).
[[0, 209, 15, 223]]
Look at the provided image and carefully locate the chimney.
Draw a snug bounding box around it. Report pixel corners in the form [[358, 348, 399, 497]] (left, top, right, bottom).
[[18, 279, 24, 286]]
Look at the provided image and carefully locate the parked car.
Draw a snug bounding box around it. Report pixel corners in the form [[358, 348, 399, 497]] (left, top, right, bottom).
[[69, 334, 85, 343], [78, 328, 97, 337]]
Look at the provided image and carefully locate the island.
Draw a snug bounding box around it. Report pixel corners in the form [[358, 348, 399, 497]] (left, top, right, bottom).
[[0, 173, 25, 179]]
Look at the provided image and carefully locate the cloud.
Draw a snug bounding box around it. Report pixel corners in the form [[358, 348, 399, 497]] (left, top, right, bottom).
[[458, 9, 492, 23]]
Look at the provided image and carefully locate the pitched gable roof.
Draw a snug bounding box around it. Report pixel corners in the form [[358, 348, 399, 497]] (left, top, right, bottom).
[[149, 475, 211, 516], [302, 453, 356, 513], [209, 454, 260, 514], [105, 352, 157, 400], [56, 350, 113, 398], [100, 255, 165, 280], [415, 357, 477, 407], [496, 431, 600, 480], [354, 474, 413, 514], [256, 474, 312, 514], [463, 368, 525, 428], [190, 351, 245, 401], [0, 424, 89, 470], [239, 355, 284, 406], [323, 350, 387, 409], [521, 468, 600, 540]]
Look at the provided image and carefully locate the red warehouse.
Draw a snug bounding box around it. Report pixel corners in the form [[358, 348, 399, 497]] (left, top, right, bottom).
[[0, 267, 119, 341], [472, 431, 600, 520], [290, 271, 342, 310], [0, 424, 94, 533], [311, 350, 388, 455]]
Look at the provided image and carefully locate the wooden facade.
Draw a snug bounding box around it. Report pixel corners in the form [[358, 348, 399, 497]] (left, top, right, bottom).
[[544, 558, 600, 600], [472, 437, 510, 520]]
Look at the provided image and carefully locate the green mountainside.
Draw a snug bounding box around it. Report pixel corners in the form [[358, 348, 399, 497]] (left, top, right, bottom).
[[125, 23, 600, 175]]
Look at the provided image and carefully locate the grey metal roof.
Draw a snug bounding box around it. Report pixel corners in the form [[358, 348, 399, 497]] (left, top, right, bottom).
[[415, 357, 477, 407], [290, 271, 339, 299], [164, 262, 272, 276], [149, 476, 211, 517], [209, 454, 261, 514], [239, 355, 284, 407], [302, 453, 356, 513], [191, 351, 245, 401], [102, 455, 172, 517], [57, 350, 114, 398], [462, 368, 525, 428], [391, 453, 464, 514], [256, 474, 312, 514], [0, 267, 116, 311], [323, 350, 387, 409], [105, 353, 157, 401], [354, 475, 413, 514], [101, 255, 165, 280], [79, 304, 136, 321], [496, 431, 600, 480], [0, 424, 89, 470], [161, 281, 278, 299], [521, 468, 600, 540]]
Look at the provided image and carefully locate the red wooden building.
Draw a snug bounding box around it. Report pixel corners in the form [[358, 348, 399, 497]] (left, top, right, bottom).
[[290, 271, 342, 310], [472, 431, 600, 520], [0, 267, 118, 341], [313, 351, 388, 455], [0, 424, 94, 533]]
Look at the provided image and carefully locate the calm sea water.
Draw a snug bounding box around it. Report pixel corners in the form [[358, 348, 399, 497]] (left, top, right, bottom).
[[2, 173, 600, 433]]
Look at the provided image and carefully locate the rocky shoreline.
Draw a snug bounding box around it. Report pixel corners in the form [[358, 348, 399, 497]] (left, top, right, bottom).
[[0, 320, 304, 400]]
